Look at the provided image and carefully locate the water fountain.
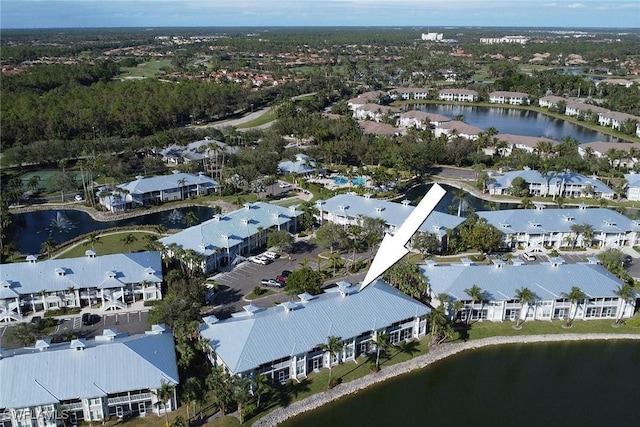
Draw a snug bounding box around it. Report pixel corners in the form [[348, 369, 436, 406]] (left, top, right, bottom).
[[45, 211, 76, 234], [166, 209, 185, 224]]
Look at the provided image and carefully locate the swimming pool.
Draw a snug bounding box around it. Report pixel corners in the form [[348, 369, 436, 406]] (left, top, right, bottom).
[[332, 176, 367, 186]]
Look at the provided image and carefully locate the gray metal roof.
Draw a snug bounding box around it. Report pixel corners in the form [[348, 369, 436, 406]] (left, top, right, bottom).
[[200, 279, 429, 374], [160, 202, 302, 255], [119, 171, 219, 195], [488, 169, 613, 195], [0, 252, 163, 296], [478, 207, 640, 234], [0, 331, 179, 408], [278, 153, 317, 174], [423, 262, 625, 301], [319, 194, 465, 235]]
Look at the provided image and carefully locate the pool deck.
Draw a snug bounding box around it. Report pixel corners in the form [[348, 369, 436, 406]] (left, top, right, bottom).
[[308, 175, 373, 190]]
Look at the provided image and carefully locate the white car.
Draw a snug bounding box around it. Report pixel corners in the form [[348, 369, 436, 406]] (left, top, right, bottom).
[[249, 256, 271, 265], [279, 182, 291, 188], [262, 251, 279, 260], [74, 194, 83, 201]]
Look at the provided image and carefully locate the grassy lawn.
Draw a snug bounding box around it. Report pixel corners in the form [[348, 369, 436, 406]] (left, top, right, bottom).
[[119, 60, 172, 79], [244, 288, 277, 301], [56, 231, 157, 258], [235, 109, 277, 129]]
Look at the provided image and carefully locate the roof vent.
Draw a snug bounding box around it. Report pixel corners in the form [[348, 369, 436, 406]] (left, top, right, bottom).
[[528, 221, 541, 228], [243, 303, 260, 315], [106, 270, 117, 279], [363, 193, 372, 199], [145, 267, 156, 276], [563, 215, 575, 222], [500, 222, 510, 228], [203, 315, 219, 325], [85, 250, 96, 258], [375, 206, 384, 213], [298, 292, 315, 302], [280, 301, 297, 312], [424, 259, 439, 268], [26, 255, 38, 263], [534, 203, 545, 211], [401, 199, 411, 207], [511, 258, 524, 266], [35, 338, 51, 351], [146, 324, 166, 335], [586, 256, 601, 265], [55, 267, 66, 276], [460, 258, 474, 266], [337, 281, 352, 296], [493, 259, 506, 268], [244, 203, 252, 210], [578, 204, 588, 210], [212, 214, 221, 222], [603, 219, 616, 227], [70, 339, 86, 350], [549, 256, 565, 267]]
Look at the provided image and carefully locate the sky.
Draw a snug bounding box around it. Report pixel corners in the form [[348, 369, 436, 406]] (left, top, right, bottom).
[[2, 0, 639, 30]]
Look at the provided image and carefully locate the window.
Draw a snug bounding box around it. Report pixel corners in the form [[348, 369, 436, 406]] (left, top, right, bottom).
[[553, 308, 567, 319], [359, 341, 370, 355], [400, 328, 412, 341]]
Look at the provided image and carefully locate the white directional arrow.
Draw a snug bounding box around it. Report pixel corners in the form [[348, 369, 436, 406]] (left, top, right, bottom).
[[360, 183, 447, 290]]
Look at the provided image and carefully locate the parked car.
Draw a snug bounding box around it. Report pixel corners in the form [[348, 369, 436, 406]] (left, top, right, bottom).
[[30, 316, 44, 329], [275, 275, 288, 285], [522, 252, 536, 261], [249, 256, 272, 265], [281, 270, 293, 278], [279, 182, 291, 188], [261, 278, 282, 287], [82, 313, 100, 325], [262, 251, 279, 260]]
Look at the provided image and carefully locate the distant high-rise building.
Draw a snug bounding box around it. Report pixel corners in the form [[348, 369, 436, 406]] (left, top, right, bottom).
[[480, 36, 529, 45], [421, 32, 443, 41]]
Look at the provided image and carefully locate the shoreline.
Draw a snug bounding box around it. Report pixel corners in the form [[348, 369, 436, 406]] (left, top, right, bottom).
[[7, 200, 235, 222], [254, 333, 640, 426]]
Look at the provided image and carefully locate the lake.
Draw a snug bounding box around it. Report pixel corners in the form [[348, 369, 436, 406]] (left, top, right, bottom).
[[8, 206, 216, 255], [281, 340, 640, 427], [411, 104, 619, 143]]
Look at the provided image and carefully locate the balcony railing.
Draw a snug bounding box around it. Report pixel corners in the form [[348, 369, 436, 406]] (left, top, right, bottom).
[[107, 392, 152, 405]]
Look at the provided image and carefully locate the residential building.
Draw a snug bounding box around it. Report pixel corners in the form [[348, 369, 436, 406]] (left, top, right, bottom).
[[424, 260, 636, 323], [390, 87, 429, 100], [580, 142, 638, 169], [0, 326, 179, 427], [315, 193, 465, 250], [358, 120, 401, 136], [199, 280, 429, 380], [278, 153, 319, 176], [538, 95, 566, 109], [433, 120, 483, 140], [0, 251, 163, 322], [352, 104, 400, 122], [99, 171, 220, 213], [398, 111, 450, 130], [597, 111, 640, 132], [157, 137, 238, 165], [624, 173, 640, 201], [477, 204, 640, 249], [488, 91, 530, 105], [159, 202, 302, 273], [564, 101, 609, 121], [437, 89, 478, 102], [487, 169, 614, 199], [488, 134, 558, 156], [480, 36, 529, 44]]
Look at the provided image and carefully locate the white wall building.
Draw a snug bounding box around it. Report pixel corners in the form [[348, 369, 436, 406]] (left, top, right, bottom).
[[0, 326, 179, 427]]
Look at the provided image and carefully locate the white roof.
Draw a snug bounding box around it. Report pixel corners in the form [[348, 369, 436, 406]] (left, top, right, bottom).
[[0, 252, 163, 296], [0, 331, 178, 409], [200, 280, 429, 374], [424, 262, 626, 301]]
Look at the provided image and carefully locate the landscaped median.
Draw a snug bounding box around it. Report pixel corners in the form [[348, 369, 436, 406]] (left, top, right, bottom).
[[252, 321, 640, 426]]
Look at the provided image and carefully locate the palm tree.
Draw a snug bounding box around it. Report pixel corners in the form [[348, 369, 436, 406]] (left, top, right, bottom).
[[121, 233, 138, 252], [561, 286, 587, 327], [614, 283, 635, 325], [153, 380, 175, 427], [27, 175, 41, 193], [232, 377, 252, 424], [463, 284, 487, 325], [206, 366, 232, 415], [451, 188, 467, 217], [514, 287, 536, 328], [40, 237, 57, 259], [185, 211, 198, 227], [372, 331, 391, 370], [182, 377, 202, 424], [177, 177, 188, 200], [318, 335, 343, 388], [252, 373, 271, 409], [83, 232, 102, 250]]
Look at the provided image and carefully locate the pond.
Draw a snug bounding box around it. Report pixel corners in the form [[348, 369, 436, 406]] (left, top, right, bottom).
[[8, 206, 216, 256], [281, 340, 640, 427], [410, 104, 619, 143]]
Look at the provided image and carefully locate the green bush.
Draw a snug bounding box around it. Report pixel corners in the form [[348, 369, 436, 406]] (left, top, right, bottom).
[[253, 286, 265, 296], [143, 300, 161, 307]]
